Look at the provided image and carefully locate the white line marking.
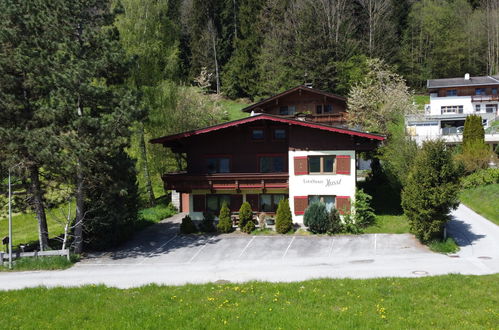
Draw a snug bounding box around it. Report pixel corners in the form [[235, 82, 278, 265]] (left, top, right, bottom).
[[282, 236, 295, 259], [238, 236, 255, 258], [188, 237, 214, 263], [328, 237, 335, 257], [139, 234, 178, 264], [374, 234, 377, 256]]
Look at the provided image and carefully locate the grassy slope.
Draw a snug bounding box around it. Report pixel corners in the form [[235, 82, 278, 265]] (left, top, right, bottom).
[[460, 184, 499, 225], [217, 97, 250, 121], [0, 275, 497, 328], [0, 204, 71, 248], [413, 94, 429, 110]]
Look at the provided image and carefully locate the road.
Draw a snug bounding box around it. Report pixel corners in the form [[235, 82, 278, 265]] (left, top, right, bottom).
[[0, 204, 497, 290]]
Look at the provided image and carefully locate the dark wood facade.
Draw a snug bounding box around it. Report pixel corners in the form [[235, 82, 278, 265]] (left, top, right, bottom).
[[430, 85, 499, 101], [242, 85, 347, 126]]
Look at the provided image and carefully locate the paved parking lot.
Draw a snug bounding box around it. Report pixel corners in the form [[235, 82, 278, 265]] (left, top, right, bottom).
[[80, 214, 429, 266]]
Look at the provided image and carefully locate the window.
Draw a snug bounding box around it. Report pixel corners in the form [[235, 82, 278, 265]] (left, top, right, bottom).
[[259, 156, 285, 173], [475, 88, 486, 95], [260, 194, 286, 212], [308, 155, 336, 174], [441, 105, 463, 114], [446, 89, 457, 96], [308, 195, 336, 212], [206, 195, 231, 214], [207, 157, 230, 174], [252, 129, 264, 140], [273, 129, 286, 140], [475, 104, 481, 112], [492, 88, 498, 95], [279, 106, 295, 115], [316, 104, 333, 114], [485, 104, 498, 113]]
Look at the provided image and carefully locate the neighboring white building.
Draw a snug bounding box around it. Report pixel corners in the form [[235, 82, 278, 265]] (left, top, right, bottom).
[[406, 74, 499, 149]]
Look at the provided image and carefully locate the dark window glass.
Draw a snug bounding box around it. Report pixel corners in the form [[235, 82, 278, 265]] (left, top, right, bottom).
[[274, 129, 286, 139], [207, 195, 230, 214], [475, 88, 486, 95], [324, 104, 333, 113], [316, 105, 323, 114], [288, 106, 296, 115], [260, 194, 286, 212], [446, 89, 457, 96], [323, 156, 335, 172], [260, 156, 285, 173], [279, 106, 288, 115], [309, 156, 321, 173], [492, 88, 498, 95], [308, 195, 336, 212], [207, 158, 230, 174], [252, 129, 264, 140], [475, 104, 481, 112]]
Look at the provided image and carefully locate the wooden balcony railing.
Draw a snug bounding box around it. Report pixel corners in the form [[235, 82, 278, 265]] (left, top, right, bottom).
[[162, 172, 289, 193]]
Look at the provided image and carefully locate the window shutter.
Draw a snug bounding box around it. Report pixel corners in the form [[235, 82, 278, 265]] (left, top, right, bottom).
[[294, 196, 308, 215], [230, 195, 243, 212], [336, 196, 351, 215], [245, 194, 259, 212], [336, 155, 351, 175], [294, 156, 308, 175], [193, 195, 205, 212]]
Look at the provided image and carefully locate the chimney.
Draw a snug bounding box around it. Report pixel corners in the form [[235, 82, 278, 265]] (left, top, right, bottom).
[[464, 73, 470, 80]]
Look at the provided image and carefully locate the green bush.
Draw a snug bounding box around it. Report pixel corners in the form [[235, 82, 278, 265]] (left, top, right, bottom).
[[199, 212, 216, 233], [402, 140, 461, 242], [239, 202, 253, 230], [275, 199, 293, 234], [303, 201, 329, 234], [342, 214, 362, 234], [353, 189, 376, 228], [217, 202, 233, 233], [242, 220, 255, 234], [461, 168, 499, 189], [328, 208, 343, 234], [179, 215, 197, 234]]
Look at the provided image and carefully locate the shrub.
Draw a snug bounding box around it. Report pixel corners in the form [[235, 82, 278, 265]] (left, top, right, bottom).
[[239, 202, 253, 230], [342, 214, 362, 234], [179, 215, 197, 234], [402, 140, 461, 242], [328, 208, 343, 234], [456, 115, 494, 173], [242, 220, 255, 234], [353, 189, 376, 228], [217, 202, 233, 233], [303, 201, 329, 234], [198, 211, 216, 233], [461, 168, 499, 189], [275, 199, 293, 234]]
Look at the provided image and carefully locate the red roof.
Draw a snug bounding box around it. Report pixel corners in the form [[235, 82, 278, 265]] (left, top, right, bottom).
[[150, 114, 385, 145], [242, 85, 346, 113]]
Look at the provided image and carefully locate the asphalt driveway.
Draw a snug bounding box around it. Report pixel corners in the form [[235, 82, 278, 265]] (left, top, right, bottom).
[[0, 205, 497, 290]]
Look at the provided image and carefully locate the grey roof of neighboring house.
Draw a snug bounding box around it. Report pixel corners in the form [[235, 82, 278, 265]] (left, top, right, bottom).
[[427, 75, 499, 89]]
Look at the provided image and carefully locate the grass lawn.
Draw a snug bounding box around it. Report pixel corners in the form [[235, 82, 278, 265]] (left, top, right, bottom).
[[217, 97, 250, 121], [460, 184, 499, 225], [0, 274, 497, 328], [364, 215, 410, 234], [413, 94, 429, 110], [0, 203, 71, 248], [0, 256, 75, 272]]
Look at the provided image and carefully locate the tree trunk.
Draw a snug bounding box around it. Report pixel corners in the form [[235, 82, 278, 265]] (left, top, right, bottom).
[[29, 165, 49, 251], [73, 161, 85, 254], [139, 124, 156, 206]]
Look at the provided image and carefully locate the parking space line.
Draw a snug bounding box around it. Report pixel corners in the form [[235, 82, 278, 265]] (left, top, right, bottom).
[[328, 237, 335, 257], [188, 237, 214, 263], [282, 236, 295, 259], [139, 234, 178, 264], [238, 236, 255, 258]]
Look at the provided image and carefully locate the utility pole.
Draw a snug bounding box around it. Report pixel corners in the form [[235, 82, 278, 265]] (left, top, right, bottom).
[[8, 168, 12, 270]]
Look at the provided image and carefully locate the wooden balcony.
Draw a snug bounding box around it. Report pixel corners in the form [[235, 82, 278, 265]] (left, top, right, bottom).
[[471, 95, 499, 102], [162, 172, 289, 193], [280, 113, 347, 125]]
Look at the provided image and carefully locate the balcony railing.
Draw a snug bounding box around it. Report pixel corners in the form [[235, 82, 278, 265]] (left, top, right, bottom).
[[471, 95, 499, 102], [162, 172, 289, 193]]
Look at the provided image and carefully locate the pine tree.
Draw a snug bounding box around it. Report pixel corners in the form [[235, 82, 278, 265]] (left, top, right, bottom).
[[238, 201, 253, 230], [463, 115, 485, 148], [217, 202, 233, 233]]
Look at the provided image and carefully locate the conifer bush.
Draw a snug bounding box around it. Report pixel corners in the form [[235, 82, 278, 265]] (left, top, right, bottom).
[[239, 202, 253, 230], [275, 198, 293, 234], [217, 202, 233, 233], [402, 140, 460, 242], [242, 220, 255, 234], [328, 208, 343, 234], [180, 215, 197, 234], [303, 201, 329, 234], [199, 212, 216, 233], [353, 189, 376, 228]]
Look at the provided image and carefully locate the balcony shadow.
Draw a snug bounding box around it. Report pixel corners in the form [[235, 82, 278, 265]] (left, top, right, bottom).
[[446, 215, 486, 248]]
